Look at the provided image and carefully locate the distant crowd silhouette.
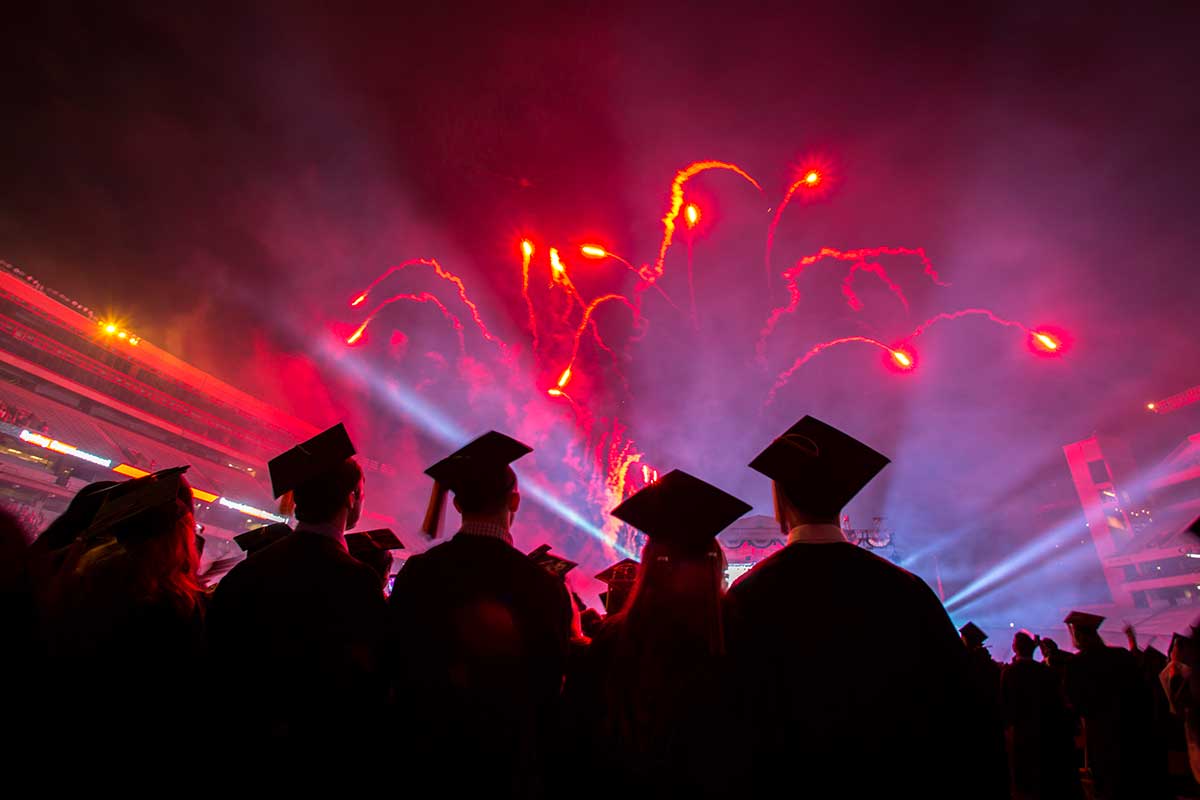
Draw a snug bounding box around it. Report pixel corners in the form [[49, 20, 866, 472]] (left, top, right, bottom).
[[3, 416, 1198, 799]]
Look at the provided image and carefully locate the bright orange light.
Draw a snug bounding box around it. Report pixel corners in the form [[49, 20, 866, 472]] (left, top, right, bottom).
[[351, 293, 367, 307], [346, 323, 368, 345], [113, 463, 150, 479], [117, 331, 128, 339], [804, 170, 821, 186], [1033, 332, 1059, 351], [550, 247, 565, 274], [1147, 402, 1157, 411], [580, 245, 607, 259], [891, 349, 914, 368], [191, 488, 219, 504], [557, 367, 572, 388], [104, 324, 117, 334], [521, 239, 533, 258], [547, 388, 564, 397], [684, 203, 700, 228]]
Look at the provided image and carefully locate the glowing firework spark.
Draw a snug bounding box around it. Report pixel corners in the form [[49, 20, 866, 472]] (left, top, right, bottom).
[[351, 258, 505, 351], [1033, 332, 1059, 351], [520, 239, 539, 354], [346, 292, 467, 353], [648, 161, 761, 285], [684, 203, 700, 229], [758, 246, 948, 357], [556, 367, 572, 388], [580, 245, 607, 259]]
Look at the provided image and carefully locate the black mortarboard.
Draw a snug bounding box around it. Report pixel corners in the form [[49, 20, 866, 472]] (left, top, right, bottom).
[[959, 622, 988, 646], [595, 558, 640, 615], [595, 558, 640, 585], [1188, 516, 1200, 537], [268, 423, 357, 499], [345, 528, 405, 556], [87, 467, 192, 540], [528, 543, 578, 580], [421, 431, 532, 538], [610, 469, 751, 554], [1064, 610, 1106, 630], [233, 522, 292, 554], [749, 416, 889, 516]]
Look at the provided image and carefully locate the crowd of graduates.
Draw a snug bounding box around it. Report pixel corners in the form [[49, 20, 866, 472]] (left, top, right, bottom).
[[3, 415, 1200, 798]]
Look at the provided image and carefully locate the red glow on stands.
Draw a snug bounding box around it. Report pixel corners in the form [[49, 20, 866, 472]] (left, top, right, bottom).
[[684, 203, 700, 229]]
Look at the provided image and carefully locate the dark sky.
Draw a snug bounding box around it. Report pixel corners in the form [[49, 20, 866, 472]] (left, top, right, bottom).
[[3, 2, 1199, 615]]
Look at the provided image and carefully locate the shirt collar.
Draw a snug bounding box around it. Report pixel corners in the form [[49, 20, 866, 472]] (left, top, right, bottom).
[[294, 520, 347, 552], [786, 523, 848, 546], [457, 520, 514, 546]]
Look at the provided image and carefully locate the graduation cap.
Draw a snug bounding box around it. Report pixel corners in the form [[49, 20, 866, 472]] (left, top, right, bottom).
[[528, 543, 578, 580], [345, 528, 405, 557], [233, 522, 292, 554], [87, 467, 192, 540], [1064, 610, 1106, 630], [1188, 516, 1200, 537], [610, 470, 751, 555], [959, 622, 988, 646], [595, 558, 640, 585], [421, 431, 532, 538], [267, 423, 356, 499], [749, 416, 889, 516], [595, 558, 640, 615]]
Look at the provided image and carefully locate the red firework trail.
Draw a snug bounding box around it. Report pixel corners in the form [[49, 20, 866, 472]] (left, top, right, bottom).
[[520, 240, 539, 354], [559, 293, 642, 378], [346, 292, 466, 353], [766, 307, 1055, 403], [900, 307, 1026, 341], [764, 168, 828, 283], [351, 258, 505, 350], [757, 247, 948, 358], [766, 336, 901, 402], [647, 161, 762, 286]]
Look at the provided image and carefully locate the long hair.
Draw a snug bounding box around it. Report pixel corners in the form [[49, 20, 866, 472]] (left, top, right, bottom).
[[48, 494, 203, 626], [601, 538, 726, 751]]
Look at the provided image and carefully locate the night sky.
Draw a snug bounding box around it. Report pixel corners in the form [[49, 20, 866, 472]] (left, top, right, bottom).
[[4, 2, 1199, 617]]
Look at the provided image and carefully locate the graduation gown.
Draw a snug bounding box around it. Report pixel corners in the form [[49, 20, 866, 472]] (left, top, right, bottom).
[[562, 618, 725, 799], [1001, 658, 1083, 800], [1064, 644, 1163, 800], [385, 532, 573, 798], [723, 542, 1001, 799], [38, 586, 205, 768], [206, 530, 387, 746]]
